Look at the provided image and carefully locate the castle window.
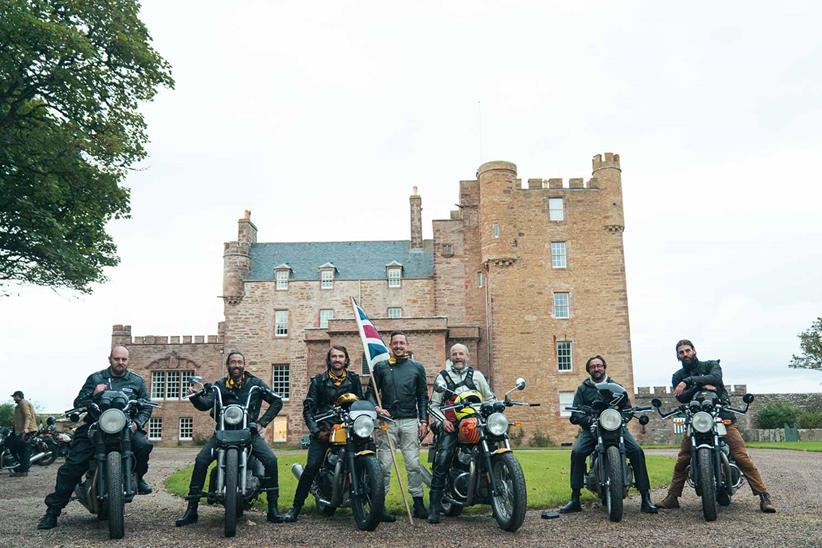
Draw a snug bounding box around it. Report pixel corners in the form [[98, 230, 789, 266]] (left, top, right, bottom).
[[275, 269, 289, 290], [492, 223, 500, 238], [272, 364, 290, 400], [387, 307, 402, 319], [441, 243, 453, 257], [275, 310, 289, 337], [549, 198, 564, 221], [151, 370, 195, 400], [319, 308, 334, 328], [553, 292, 570, 319], [178, 417, 193, 441], [147, 417, 163, 441], [272, 416, 288, 443], [320, 269, 334, 289], [361, 352, 371, 375], [557, 340, 573, 371], [477, 272, 483, 288], [551, 242, 567, 268], [558, 392, 574, 417], [387, 267, 402, 288]]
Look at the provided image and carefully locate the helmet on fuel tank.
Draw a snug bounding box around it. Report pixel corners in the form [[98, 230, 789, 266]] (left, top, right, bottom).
[[453, 390, 483, 421]]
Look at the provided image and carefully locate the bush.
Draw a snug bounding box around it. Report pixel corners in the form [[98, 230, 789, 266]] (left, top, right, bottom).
[[528, 429, 554, 447], [798, 410, 822, 429], [509, 426, 525, 448], [756, 403, 800, 429]]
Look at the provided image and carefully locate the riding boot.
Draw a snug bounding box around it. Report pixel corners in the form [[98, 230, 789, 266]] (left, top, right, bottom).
[[640, 490, 658, 513], [427, 490, 442, 524], [37, 508, 60, 530], [655, 492, 680, 509], [267, 489, 284, 523], [283, 500, 302, 523], [137, 475, 152, 495], [559, 492, 582, 514], [413, 496, 427, 519], [175, 499, 199, 527], [759, 493, 776, 513]]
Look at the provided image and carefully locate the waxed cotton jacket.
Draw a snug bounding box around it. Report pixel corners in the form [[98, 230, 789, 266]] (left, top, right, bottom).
[[568, 376, 630, 428], [671, 359, 729, 404], [367, 357, 429, 421]]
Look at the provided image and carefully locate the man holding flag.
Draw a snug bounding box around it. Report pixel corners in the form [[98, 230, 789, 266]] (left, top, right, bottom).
[[352, 299, 429, 522]]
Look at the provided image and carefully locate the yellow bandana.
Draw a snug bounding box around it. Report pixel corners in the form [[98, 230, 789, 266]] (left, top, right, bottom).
[[388, 355, 409, 365], [328, 369, 347, 387], [226, 374, 244, 390]]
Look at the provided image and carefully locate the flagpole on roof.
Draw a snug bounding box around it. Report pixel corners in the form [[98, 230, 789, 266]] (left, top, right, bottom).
[[351, 297, 415, 525]]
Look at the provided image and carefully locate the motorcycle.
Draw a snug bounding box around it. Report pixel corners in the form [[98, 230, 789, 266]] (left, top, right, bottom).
[[38, 417, 72, 463], [189, 375, 275, 538], [291, 393, 385, 531], [651, 391, 755, 521], [421, 377, 535, 532], [65, 391, 159, 539], [0, 426, 55, 470], [564, 381, 651, 522]]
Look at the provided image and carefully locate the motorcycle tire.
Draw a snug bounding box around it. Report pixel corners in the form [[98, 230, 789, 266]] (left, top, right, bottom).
[[36, 440, 57, 466], [605, 445, 624, 523], [489, 452, 527, 532], [351, 455, 385, 531], [698, 447, 717, 521], [106, 451, 125, 539], [224, 448, 239, 538]]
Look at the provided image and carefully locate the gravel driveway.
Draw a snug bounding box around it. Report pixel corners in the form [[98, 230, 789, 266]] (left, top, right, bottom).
[[1, 447, 820, 547]]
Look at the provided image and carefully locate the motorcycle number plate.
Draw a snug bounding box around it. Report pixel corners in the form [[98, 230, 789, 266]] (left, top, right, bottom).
[[716, 422, 727, 436]]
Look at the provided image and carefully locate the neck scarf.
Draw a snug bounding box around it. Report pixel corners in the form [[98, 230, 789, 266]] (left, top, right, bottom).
[[328, 369, 347, 387]]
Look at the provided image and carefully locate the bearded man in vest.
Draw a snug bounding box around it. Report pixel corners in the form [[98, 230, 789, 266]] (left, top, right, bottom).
[[427, 343, 494, 524]]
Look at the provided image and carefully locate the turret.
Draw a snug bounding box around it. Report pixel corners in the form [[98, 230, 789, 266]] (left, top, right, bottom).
[[592, 152, 624, 232], [410, 187, 423, 250], [477, 161, 517, 261], [223, 210, 255, 305], [111, 324, 132, 346]]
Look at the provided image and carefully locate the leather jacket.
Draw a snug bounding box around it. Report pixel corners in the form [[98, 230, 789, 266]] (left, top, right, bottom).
[[74, 368, 152, 430], [302, 370, 364, 435], [191, 372, 282, 428]]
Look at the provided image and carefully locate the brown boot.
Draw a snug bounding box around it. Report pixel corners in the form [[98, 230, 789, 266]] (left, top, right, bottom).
[[656, 493, 680, 509], [759, 493, 776, 513]]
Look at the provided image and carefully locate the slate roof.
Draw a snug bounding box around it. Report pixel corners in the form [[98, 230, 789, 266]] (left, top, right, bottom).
[[246, 240, 434, 281]]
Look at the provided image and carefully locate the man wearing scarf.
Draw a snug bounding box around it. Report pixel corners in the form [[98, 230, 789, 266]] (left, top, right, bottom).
[[367, 332, 429, 521], [284, 345, 363, 522]]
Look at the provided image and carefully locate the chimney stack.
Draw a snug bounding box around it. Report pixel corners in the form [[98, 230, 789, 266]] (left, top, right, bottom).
[[409, 186, 423, 250]]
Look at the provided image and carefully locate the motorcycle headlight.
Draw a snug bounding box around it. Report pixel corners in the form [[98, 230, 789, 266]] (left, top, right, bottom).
[[692, 411, 714, 433], [599, 408, 622, 432], [99, 408, 127, 434], [353, 415, 375, 438], [223, 405, 244, 425], [487, 412, 509, 436]]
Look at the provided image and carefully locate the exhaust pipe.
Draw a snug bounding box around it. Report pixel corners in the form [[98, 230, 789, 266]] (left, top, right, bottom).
[[30, 451, 48, 464], [291, 463, 304, 480]]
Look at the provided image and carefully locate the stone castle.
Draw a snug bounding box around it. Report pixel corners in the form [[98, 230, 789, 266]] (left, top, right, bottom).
[[115, 152, 635, 446]]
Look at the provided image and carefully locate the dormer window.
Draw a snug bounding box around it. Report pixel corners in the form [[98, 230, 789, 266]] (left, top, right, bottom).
[[274, 264, 292, 290], [385, 261, 403, 288], [318, 262, 336, 290]]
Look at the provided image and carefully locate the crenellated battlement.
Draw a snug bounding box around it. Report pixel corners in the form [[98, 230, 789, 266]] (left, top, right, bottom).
[[634, 384, 748, 396], [521, 176, 599, 190], [111, 325, 223, 346], [592, 152, 621, 172]]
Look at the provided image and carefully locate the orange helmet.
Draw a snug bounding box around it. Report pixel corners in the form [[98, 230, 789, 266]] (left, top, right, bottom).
[[457, 416, 481, 444]]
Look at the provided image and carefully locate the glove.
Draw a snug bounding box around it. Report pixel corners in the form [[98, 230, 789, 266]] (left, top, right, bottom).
[[248, 422, 259, 434], [315, 430, 331, 443]]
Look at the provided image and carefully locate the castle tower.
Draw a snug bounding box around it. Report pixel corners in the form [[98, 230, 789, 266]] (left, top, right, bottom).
[[222, 210, 256, 306], [477, 161, 517, 262], [409, 186, 423, 250], [111, 324, 132, 347], [592, 152, 624, 232]]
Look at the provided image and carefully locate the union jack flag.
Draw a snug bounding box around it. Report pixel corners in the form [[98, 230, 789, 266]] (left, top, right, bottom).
[[351, 297, 390, 370]]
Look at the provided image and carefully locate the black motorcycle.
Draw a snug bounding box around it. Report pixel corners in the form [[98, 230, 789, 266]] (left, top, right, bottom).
[[0, 426, 55, 470], [190, 375, 273, 538], [65, 391, 159, 539], [421, 377, 535, 532], [565, 382, 651, 522], [38, 417, 72, 463], [291, 393, 385, 531], [652, 391, 755, 521]]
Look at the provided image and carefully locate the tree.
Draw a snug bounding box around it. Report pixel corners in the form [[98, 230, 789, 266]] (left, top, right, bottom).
[[0, 0, 173, 293], [0, 402, 14, 427], [788, 317, 822, 371]]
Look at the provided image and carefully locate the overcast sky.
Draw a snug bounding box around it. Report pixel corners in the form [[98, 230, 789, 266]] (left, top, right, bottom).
[[3, 1, 821, 411]]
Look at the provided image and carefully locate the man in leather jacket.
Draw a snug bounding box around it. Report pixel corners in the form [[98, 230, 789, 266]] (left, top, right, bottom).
[[552, 355, 657, 516], [656, 339, 776, 513], [283, 345, 363, 522], [175, 350, 284, 526], [37, 346, 154, 529], [366, 331, 429, 521], [427, 344, 494, 524]]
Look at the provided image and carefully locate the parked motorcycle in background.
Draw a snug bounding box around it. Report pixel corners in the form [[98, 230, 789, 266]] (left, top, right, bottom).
[[0, 425, 55, 470], [652, 391, 755, 521], [564, 382, 652, 522]]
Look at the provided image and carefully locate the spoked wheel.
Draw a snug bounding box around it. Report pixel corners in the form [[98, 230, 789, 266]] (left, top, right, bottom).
[[489, 453, 527, 532], [351, 455, 385, 531], [698, 447, 717, 521], [224, 448, 239, 537], [605, 446, 624, 523], [106, 452, 125, 539]]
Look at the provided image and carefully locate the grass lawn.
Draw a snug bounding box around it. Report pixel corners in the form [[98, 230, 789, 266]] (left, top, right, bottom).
[[166, 450, 674, 515], [747, 441, 822, 452]]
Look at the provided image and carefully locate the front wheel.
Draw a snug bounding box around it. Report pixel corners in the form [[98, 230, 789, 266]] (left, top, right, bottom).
[[36, 440, 57, 466], [224, 448, 239, 538], [605, 445, 624, 523], [351, 455, 385, 531], [106, 451, 125, 539], [698, 447, 717, 521], [490, 452, 527, 532]]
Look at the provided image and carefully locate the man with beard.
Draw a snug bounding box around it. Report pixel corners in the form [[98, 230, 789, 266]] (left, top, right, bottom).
[[283, 345, 363, 522], [656, 340, 775, 512], [367, 332, 429, 521], [551, 355, 657, 515], [37, 346, 154, 529], [175, 350, 285, 526], [8, 390, 37, 477], [427, 343, 494, 524]]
